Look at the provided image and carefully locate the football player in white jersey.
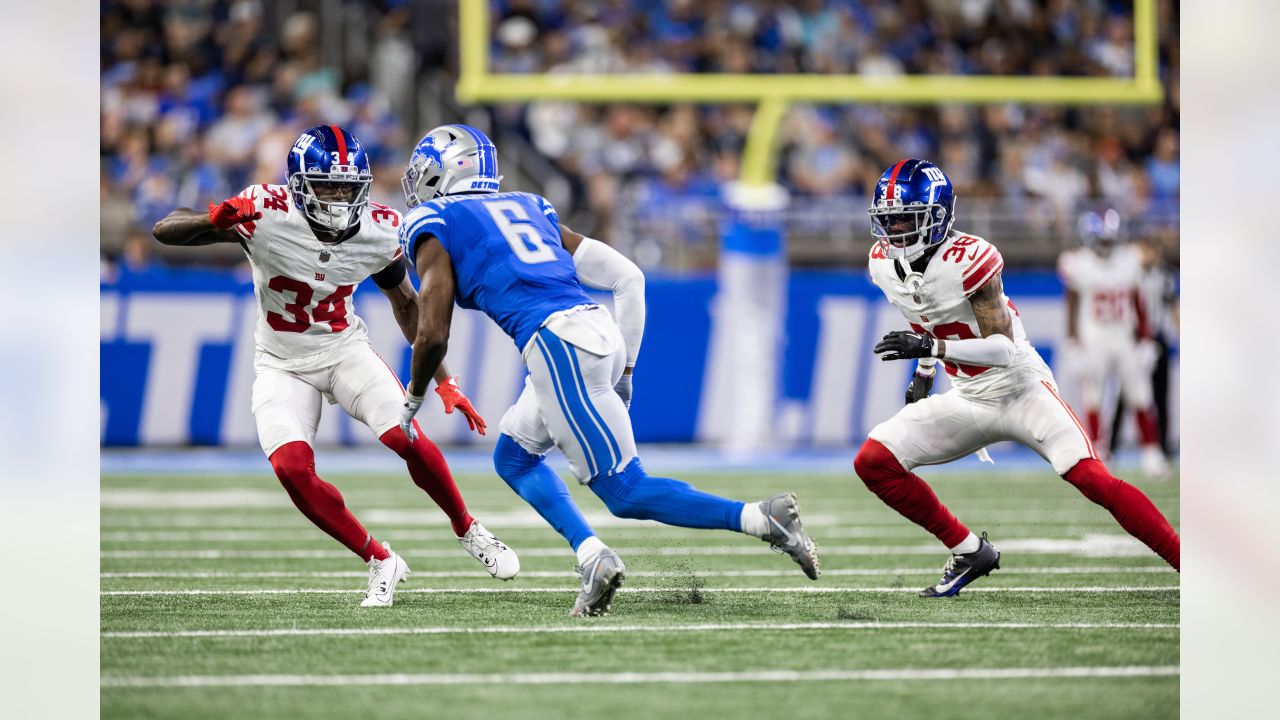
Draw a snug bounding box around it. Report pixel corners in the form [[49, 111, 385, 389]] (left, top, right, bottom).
[[153, 124, 518, 607], [854, 159, 1180, 597], [1058, 209, 1169, 477]]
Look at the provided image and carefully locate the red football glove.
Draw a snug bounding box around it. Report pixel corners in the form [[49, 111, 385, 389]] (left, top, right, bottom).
[[435, 377, 487, 435], [207, 196, 262, 230]]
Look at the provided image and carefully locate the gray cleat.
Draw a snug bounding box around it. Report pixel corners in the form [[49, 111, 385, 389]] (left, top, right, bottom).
[[570, 548, 626, 617], [759, 493, 821, 580]]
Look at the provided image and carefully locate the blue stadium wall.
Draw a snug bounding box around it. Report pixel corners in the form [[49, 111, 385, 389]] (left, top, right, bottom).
[[100, 269, 1178, 448]]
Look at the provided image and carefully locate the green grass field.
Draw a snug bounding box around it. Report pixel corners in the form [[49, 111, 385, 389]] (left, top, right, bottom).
[[101, 465, 1179, 719]]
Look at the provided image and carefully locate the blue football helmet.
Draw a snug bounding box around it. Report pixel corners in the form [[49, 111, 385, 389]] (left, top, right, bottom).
[[868, 158, 957, 260], [286, 124, 372, 234], [402, 124, 501, 208]]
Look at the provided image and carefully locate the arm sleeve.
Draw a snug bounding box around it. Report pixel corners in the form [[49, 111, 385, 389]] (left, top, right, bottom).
[[371, 250, 408, 289], [573, 237, 645, 367], [939, 333, 1016, 367]]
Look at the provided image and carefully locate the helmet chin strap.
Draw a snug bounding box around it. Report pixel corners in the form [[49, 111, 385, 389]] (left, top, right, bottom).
[[896, 255, 925, 302]]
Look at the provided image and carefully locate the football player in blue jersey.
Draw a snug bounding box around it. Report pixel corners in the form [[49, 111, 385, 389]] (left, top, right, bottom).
[[396, 125, 820, 616]]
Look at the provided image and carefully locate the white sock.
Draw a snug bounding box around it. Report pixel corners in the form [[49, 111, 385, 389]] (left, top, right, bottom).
[[740, 502, 769, 538], [575, 536, 606, 566], [949, 532, 980, 555]]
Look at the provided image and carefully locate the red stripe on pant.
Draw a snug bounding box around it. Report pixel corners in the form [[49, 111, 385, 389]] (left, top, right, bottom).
[[854, 439, 972, 549], [1042, 381, 1098, 459], [269, 441, 389, 562]]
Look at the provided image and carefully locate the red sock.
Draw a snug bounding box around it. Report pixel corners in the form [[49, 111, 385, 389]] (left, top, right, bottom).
[[1063, 458, 1180, 570], [269, 441, 388, 562], [379, 427, 474, 536], [1085, 409, 1102, 444], [854, 439, 972, 549], [1135, 407, 1161, 447]]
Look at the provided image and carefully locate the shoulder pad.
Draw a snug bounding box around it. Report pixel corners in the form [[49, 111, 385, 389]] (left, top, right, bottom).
[[402, 204, 446, 238], [936, 234, 1002, 297]]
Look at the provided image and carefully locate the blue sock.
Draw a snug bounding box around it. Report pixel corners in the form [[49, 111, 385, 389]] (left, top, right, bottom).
[[493, 434, 596, 551], [590, 458, 744, 532]]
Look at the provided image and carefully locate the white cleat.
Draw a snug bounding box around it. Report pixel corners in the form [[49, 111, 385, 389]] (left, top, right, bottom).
[[1140, 446, 1171, 480], [458, 520, 520, 580], [360, 544, 410, 608]]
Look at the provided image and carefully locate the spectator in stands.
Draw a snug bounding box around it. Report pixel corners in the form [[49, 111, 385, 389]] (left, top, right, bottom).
[[101, 0, 1178, 270]]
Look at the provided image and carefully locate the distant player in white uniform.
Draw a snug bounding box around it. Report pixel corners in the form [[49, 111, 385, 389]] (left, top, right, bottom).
[[1058, 209, 1169, 477], [153, 124, 517, 607], [852, 159, 1180, 596]]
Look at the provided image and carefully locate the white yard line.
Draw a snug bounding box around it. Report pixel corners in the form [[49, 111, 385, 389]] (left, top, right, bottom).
[[101, 621, 1179, 639], [100, 665, 1180, 688], [100, 535, 1155, 559], [97, 526, 1132, 541], [101, 566, 1172, 579], [101, 586, 1179, 597], [101, 500, 1160, 525], [97, 526, 943, 542]]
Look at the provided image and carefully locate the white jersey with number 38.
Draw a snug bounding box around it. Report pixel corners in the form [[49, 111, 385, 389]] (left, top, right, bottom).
[[868, 231, 1053, 399], [231, 184, 404, 370]]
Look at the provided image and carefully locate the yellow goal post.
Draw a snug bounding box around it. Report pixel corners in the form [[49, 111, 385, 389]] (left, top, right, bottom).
[[455, 0, 1163, 187]]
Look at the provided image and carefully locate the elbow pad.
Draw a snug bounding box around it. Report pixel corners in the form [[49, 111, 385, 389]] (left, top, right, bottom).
[[940, 334, 1016, 367]]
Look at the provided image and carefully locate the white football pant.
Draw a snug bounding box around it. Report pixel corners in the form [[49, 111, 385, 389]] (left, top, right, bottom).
[[499, 306, 639, 483], [252, 341, 406, 456]]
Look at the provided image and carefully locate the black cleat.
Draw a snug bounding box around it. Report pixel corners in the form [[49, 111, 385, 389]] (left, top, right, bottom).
[[920, 532, 1000, 598]]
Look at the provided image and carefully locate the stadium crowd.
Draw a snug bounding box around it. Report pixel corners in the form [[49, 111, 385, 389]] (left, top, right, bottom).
[[101, 0, 1178, 271]]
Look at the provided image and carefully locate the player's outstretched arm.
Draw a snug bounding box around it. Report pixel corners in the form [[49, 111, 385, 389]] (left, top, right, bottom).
[[153, 197, 261, 247]]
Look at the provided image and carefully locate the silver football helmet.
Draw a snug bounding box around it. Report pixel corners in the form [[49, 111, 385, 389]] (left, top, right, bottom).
[[401, 124, 502, 208]]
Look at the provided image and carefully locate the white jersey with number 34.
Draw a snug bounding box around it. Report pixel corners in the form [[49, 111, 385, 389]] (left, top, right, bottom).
[[868, 231, 1053, 399], [231, 184, 404, 371]]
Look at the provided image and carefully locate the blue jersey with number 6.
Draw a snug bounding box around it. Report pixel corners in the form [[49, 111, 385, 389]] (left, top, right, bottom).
[[400, 191, 593, 351]]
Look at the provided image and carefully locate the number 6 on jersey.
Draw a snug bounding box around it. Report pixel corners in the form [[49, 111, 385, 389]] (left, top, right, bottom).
[[484, 199, 556, 264]]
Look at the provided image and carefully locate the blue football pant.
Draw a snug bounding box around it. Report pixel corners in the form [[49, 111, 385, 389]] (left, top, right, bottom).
[[495, 316, 744, 536]]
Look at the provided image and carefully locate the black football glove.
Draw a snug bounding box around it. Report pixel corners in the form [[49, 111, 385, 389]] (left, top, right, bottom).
[[905, 370, 935, 404], [874, 330, 936, 362]]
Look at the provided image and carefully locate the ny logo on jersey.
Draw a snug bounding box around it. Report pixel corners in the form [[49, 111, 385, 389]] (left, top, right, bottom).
[[315, 272, 326, 282]]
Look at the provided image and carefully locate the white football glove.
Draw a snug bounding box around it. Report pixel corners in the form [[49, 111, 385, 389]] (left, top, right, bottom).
[[400, 391, 425, 442], [614, 372, 633, 409]]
